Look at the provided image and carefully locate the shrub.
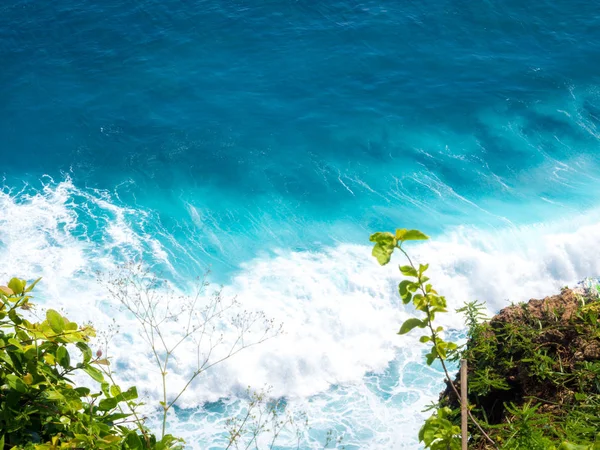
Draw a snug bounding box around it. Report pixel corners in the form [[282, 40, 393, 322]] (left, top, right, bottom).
[[0, 277, 182, 449]]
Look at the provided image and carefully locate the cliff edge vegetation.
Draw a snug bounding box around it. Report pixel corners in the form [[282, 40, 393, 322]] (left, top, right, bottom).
[[443, 286, 600, 449], [370, 228, 600, 450]]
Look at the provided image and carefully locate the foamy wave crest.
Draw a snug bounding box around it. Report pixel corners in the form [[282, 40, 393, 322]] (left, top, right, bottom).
[[2, 178, 600, 448], [0, 176, 171, 280]]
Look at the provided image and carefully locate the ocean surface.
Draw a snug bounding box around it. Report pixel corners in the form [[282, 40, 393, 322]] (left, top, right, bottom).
[[2, 0, 600, 448]]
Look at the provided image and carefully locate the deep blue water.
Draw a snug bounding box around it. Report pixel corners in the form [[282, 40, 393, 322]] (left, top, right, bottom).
[[2, 1, 600, 448], [3, 0, 600, 273]]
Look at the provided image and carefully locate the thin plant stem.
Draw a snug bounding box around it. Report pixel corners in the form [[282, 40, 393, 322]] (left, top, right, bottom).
[[398, 244, 499, 449]]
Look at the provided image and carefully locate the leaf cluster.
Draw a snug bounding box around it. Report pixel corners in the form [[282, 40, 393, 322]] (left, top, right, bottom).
[[419, 407, 461, 450]]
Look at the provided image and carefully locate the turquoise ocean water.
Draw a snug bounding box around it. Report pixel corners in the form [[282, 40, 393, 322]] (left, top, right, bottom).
[[2, 1, 600, 448]]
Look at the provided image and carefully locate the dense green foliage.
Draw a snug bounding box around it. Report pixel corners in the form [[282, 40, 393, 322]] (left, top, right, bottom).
[[456, 289, 600, 449], [371, 228, 600, 450], [0, 277, 182, 449]]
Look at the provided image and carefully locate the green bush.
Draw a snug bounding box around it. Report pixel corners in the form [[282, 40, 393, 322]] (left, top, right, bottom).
[[0, 277, 182, 450]]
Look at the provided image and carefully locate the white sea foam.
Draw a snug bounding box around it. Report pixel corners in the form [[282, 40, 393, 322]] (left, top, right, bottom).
[[1, 178, 600, 448]]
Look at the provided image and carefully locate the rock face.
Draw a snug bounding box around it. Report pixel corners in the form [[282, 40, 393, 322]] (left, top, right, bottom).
[[440, 287, 600, 448], [493, 288, 582, 323]]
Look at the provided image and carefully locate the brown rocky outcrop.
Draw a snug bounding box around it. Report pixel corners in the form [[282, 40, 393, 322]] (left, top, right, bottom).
[[440, 287, 600, 448]]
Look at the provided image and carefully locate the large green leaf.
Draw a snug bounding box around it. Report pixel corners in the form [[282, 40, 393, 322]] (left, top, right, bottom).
[[6, 374, 27, 393], [104, 413, 131, 422], [46, 309, 65, 333], [396, 229, 429, 241], [7, 278, 25, 295], [64, 321, 78, 331], [24, 277, 42, 293], [7, 338, 23, 350], [399, 265, 418, 277], [8, 309, 22, 325], [57, 346, 70, 369], [46, 390, 66, 403], [398, 280, 413, 304], [123, 431, 144, 450], [110, 384, 121, 397], [98, 397, 119, 411], [83, 365, 104, 383], [426, 347, 438, 365], [372, 244, 394, 265], [398, 318, 425, 335], [369, 231, 395, 245], [370, 232, 399, 265], [76, 342, 92, 364], [119, 386, 138, 401], [74, 386, 91, 397]]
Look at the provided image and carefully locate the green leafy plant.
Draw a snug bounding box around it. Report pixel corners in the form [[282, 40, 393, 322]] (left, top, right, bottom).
[[456, 300, 488, 338], [418, 407, 461, 450], [500, 402, 554, 450], [0, 277, 183, 449], [370, 228, 496, 448]]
